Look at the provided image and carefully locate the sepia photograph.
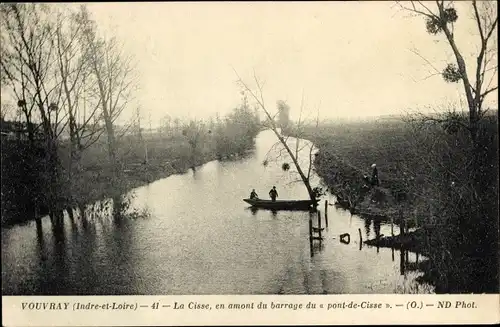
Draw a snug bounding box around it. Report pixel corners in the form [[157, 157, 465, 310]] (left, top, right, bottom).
[[1, 0, 498, 306]]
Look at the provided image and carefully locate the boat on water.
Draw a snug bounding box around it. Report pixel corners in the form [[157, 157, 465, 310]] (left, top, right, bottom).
[[243, 198, 316, 210]]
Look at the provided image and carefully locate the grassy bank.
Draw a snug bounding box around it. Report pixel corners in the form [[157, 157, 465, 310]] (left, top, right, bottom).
[[296, 115, 499, 293], [63, 132, 256, 210], [1, 108, 260, 226]]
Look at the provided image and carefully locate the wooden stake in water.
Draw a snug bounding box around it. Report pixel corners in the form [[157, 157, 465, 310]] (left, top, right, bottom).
[[324, 200, 329, 228], [309, 216, 313, 240], [317, 210, 322, 241], [400, 247, 405, 275], [358, 228, 362, 244]]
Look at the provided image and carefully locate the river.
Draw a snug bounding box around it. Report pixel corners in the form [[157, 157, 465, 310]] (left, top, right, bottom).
[[1, 130, 434, 295]]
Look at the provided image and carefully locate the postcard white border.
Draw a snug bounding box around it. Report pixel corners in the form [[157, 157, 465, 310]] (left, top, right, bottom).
[[2, 294, 499, 326]]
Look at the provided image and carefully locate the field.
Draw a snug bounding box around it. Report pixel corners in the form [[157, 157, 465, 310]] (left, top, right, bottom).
[[296, 114, 499, 293]]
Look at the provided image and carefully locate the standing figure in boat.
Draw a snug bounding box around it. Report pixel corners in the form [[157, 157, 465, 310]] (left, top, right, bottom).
[[250, 189, 259, 200], [269, 186, 279, 202]]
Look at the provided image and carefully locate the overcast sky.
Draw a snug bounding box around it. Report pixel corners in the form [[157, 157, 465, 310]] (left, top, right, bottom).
[[65, 2, 499, 124]]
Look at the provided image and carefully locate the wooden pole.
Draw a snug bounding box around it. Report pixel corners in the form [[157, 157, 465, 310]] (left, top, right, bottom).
[[400, 219, 405, 247], [324, 200, 329, 228], [309, 216, 313, 240], [309, 216, 313, 257], [317, 210, 322, 241], [400, 247, 405, 275], [391, 216, 394, 237], [358, 228, 362, 245]]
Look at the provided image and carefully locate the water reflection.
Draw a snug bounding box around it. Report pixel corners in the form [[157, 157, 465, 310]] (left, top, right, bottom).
[[364, 217, 371, 239]]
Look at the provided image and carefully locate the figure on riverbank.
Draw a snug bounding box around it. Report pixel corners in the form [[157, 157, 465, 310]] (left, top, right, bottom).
[[250, 189, 259, 200], [371, 164, 379, 186], [269, 186, 278, 202], [363, 174, 371, 186]]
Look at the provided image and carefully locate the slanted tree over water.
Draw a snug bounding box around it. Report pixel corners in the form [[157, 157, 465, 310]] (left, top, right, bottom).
[[234, 71, 321, 205]]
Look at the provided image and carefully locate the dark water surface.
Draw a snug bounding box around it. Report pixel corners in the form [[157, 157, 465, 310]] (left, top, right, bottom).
[[1, 131, 434, 294]]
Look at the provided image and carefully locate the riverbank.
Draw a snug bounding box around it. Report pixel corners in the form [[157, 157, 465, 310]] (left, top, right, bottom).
[[1, 147, 253, 227], [2, 128, 433, 296], [295, 115, 498, 293]]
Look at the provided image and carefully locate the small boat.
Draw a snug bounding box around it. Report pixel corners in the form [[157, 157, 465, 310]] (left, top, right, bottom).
[[243, 198, 316, 210]]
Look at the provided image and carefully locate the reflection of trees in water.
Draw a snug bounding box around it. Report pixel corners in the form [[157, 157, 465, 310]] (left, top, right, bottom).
[[77, 193, 150, 224], [36, 223, 47, 264], [28, 192, 152, 294], [33, 213, 71, 295], [30, 193, 149, 294]]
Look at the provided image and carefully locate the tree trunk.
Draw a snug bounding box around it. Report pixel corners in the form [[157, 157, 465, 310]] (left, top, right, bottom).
[[272, 128, 317, 202], [94, 69, 119, 177]]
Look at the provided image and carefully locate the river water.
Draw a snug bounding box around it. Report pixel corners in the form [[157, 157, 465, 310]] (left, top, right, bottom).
[[1, 130, 434, 295]]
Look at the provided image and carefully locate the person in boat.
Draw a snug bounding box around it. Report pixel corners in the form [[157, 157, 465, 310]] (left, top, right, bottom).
[[269, 186, 278, 202], [371, 163, 379, 186], [250, 189, 259, 200]]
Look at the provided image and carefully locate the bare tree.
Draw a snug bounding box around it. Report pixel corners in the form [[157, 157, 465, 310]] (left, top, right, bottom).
[[54, 6, 104, 179], [235, 71, 321, 204], [78, 6, 136, 177], [0, 3, 69, 224], [395, 1, 498, 258]]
